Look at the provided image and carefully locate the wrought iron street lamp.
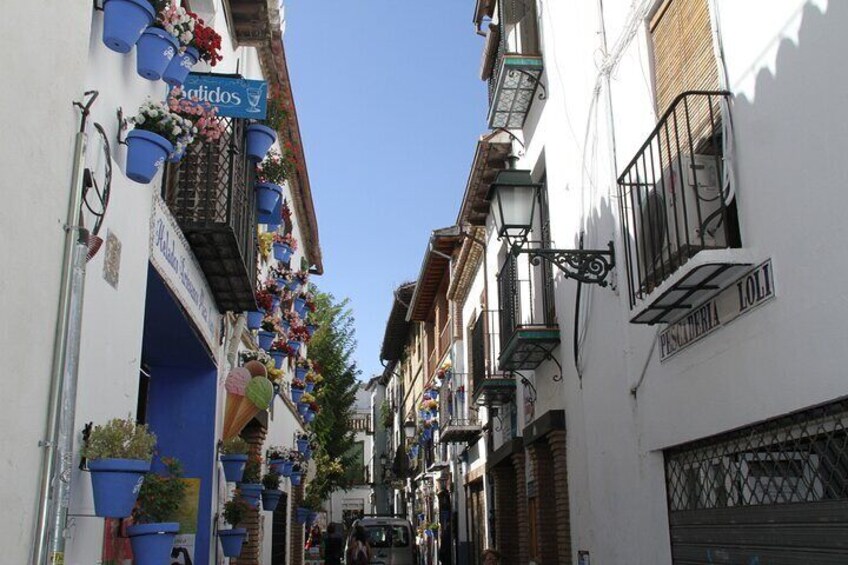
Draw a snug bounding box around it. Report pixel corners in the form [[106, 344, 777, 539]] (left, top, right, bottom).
[[488, 164, 615, 287], [403, 420, 417, 440]]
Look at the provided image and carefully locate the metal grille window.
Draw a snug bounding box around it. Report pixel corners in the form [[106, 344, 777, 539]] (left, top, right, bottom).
[[665, 398, 848, 563], [666, 400, 848, 510]]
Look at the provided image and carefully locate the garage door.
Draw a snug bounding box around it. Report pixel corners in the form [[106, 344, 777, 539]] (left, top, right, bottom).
[[664, 397, 848, 564]]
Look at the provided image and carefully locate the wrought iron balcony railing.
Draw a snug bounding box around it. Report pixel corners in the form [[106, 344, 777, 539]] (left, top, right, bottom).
[[437, 374, 482, 444], [163, 116, 258, 312], [616, 91, 746, 324], [470, 309, 516, 407], [497, 252, 560, 371]]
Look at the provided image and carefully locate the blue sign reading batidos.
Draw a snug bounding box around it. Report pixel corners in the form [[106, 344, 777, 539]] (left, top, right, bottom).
[[181, 73, 268, 119]]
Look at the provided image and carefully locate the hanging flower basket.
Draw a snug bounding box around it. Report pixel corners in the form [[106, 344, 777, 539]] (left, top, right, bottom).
[[270, 350, 286, 369], [304, 381, 315, 393], [257, 330, 275, 351], [163, 46, 199, 87], [218, 528, 247, 558], [297, 403, 309, 417], [304, 409, 315, 423], [136, 27, 178, 81], [295, 367, 308, 380], [294, 297, 308, 318], [246, 311, 263, 330], [268, 459, 285, 474], [296, 507, 310, 524], [127, 522, 179, 565], [256, 183, 282, 217], [125, 130, 174, 185], [246, 124, 277, 162], [261, 489, 283, 512], [220, 454, 248, 483], [87, 458, 151, 518], [101, 0, 155, 53], [281, 460, 293, 477], [289, 471, 302, 486], [296, 438, 309, 453], [291, 388, 304, 404], [273, 242, 293, 263], [288, 341, 301, 356], [238, 483, 262, 508]]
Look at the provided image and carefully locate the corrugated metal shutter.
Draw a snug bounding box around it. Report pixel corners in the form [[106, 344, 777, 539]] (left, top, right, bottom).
[[664, 398, 848, 564], [650, 0, 720, 115]]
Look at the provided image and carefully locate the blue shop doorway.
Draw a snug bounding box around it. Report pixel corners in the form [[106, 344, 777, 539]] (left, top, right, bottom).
[[139, 266, 218, 565]]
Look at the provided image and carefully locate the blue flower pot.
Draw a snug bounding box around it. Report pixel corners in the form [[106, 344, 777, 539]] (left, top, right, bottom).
[[297, 403, 309, 416], [101, 0, 155, 53], [424, 528, 434, 538], [125, 129, 173, 184], [296, 507, 310, 524], [218, 528, 247, 558], [294, 297, 307, 317], [246, 124, 277, 162], [220, 454, 248, 483], [280, 319, 291, 334], [306, 324, 317, 337], [270, 350, 286, 369], [269, 459, 285, 473], [273, 242, 293, 263], [261, 489, 283, 512], [238, 482, 262, 508], [295, 367, 308, 380], [257, 330, 275, 351], [302, 446, 312, 460], [127, 522, 179, 565], [287, 279, 302, 294], [87, 458, 150, 518], [136, 27, 178, 81], [281, 460, 293, 477], [305, 410, 315, 423], [167, 144, 185, 163], [163, 46, 199, 87], [246, 310, 263, 330], [291, 388, 304, 403], [296, 438, 309, 453], [260, 195, 283, 226], [256, 183, 282, 217], [290, 472, 302, 486], [288, 341, 301, 356], [304, 382, 315, 393], [271, 295, 281, 311]]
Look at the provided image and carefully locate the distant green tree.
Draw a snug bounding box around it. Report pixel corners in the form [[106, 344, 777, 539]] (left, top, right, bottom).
[[305, 289, 360, 507]]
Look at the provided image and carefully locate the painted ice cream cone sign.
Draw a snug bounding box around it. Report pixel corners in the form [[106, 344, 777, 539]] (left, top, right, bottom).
[[223, 376, 274, 439]]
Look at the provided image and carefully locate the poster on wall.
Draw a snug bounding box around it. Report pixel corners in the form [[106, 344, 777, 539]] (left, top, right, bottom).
[[101, 478, 200, 565]]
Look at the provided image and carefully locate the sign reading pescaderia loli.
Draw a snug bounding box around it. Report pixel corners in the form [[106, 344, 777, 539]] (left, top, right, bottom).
[[149, 195, 221, 352], [659, 260, 775, 361], [181, 73, 268, 119]]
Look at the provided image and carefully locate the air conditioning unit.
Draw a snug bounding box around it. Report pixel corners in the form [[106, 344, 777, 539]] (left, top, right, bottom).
[[636, 154, 727, 289]]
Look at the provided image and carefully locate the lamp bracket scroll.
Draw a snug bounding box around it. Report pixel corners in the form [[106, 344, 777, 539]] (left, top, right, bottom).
[[516, 241, 615, 287]]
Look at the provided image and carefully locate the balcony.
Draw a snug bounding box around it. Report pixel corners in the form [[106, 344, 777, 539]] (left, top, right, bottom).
[[163, 117, 258, 312], [497, 253, 559, 371], [439, 374, 482, 444], [487, 52, 544, 130], [616, 91, 748, 324], [470, 309, 517, 407]]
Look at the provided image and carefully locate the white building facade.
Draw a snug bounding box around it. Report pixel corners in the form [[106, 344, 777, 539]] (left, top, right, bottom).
[[1, 1, 322, 564]]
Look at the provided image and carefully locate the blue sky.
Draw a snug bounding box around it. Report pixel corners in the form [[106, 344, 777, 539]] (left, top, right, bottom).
[[284, 1, 488, 379]]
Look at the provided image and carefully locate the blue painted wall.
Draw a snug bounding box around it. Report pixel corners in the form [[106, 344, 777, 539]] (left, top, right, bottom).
[[143, 267, 218, 565]]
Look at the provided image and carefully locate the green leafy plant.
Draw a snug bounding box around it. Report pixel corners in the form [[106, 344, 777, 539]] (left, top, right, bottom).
[[264, 87, 288, 131], [262, 470, 282, 491], [242, 453, 262, 484], [220, 437, 249, 455], [133, 457, 187, 524], [380, 399, 393, 430], [222, 495, 253, 527], [82, 418, 156, 461]]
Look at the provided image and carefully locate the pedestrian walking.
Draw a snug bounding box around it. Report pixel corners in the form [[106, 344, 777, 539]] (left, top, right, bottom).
[[346, 524, 372, 565], [324, 522, 344, 565], [482, 548, 501, 565]]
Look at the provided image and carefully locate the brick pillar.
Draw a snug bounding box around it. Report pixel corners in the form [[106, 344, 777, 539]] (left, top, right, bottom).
[[547, 431, 571, 564], [528, 441, 559, 564], [233, 421, 267, 565], [289, 483, 305, 565], [490, 465, 518, 563], [511, 451, 529, 565]]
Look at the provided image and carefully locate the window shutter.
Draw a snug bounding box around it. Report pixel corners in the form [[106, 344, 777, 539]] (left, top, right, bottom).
[[650, 0, 719, 116]]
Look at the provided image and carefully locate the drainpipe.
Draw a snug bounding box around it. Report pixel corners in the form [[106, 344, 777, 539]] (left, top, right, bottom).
[[32, 95, 92, 565]]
